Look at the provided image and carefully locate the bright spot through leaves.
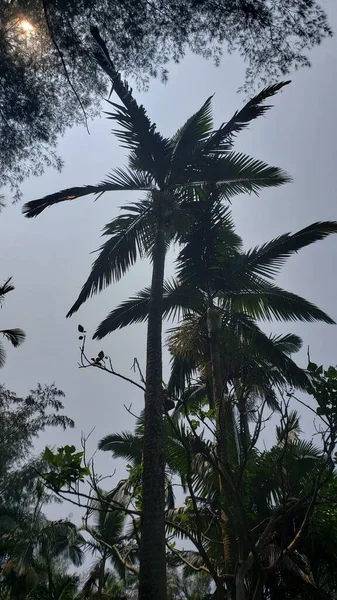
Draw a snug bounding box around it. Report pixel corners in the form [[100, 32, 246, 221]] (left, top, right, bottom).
[[19, 20, 34, 34]]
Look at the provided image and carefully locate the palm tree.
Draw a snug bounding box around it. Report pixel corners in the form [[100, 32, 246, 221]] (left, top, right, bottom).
[[0, 279, 25, 367], [23, 30, 291, 600], [164, 410, 336, 600], [82, 489, 138, 599], [93, 207, 337, 466], [0, 503, 84, 600], [94, 201, 337, 596]]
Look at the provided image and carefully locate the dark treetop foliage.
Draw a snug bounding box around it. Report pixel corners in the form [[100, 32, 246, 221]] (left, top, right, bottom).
[[0, 0, 332, 198]]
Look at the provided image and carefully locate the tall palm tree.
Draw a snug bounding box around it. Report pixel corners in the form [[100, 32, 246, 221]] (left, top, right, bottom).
[[94, 201, 337, 596], [23, 29, 291, 600], [0, 279, 25, 368], [94, 209, 337, 466]]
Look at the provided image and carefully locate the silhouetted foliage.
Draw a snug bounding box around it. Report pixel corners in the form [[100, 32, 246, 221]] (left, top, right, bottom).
[[0, 383, 74, 507], [0, 0, 332, 198]]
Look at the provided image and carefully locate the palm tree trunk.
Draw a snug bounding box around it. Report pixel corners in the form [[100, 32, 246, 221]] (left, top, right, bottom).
[[207, 306, 232, 577], [97, 552, 106, 598], [238, 398, 251, 454], [139, 200, 167, 600], [47, 560, 54, 600]]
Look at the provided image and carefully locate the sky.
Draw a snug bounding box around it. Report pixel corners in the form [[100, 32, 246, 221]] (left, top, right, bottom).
[[1, 0, 337, 520]]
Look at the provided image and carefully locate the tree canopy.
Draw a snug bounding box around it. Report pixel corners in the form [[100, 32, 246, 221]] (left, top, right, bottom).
[[0, 0, 332, 198]]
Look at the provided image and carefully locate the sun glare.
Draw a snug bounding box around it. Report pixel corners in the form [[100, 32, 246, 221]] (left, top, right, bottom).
[[20, 20, 34, 34]]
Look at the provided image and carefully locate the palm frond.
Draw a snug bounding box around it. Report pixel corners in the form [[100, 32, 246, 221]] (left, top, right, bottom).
[[169, 97, 214, 175], [176, 203, 242, 285], [23, 185, 106, 218], [80, 560, 101, 598], [240, 221, 337, 279], [91, 26, 171, 185], [167, 354, 199, 399], [177, 152, 290, 199], [23, 168, 152, 219], [67, 203, 154, 316], [0, 342, 5, 369], [98, 431, 142, 465], [268, 333, 302, 355], [94, 507, 126, 547], [227, 313, 309, 390], [0, 278, 15, 298], [101, 166, 154, 190], [167, 319, 207, 397], [94, 287, 152, 338], [94, 279, 203, 338], [229, 285, 335, 324], [201, 81, 290, 153], [0, 329, 26, 347]]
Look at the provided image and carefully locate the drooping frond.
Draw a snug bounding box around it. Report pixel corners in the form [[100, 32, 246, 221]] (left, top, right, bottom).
[[0, 342, 6, 368], [228, 284, 335, 324], [94, 287, 152, 337], [268, 333, 302, 356], [167, 318, 207, 397], [98, 431, 143, 465], [67, 202, 154, 316], [240, 221, 337, 279], [176, 202, 242, 285], [23, 185, 105, 218], [226, 313, 309, 390], [22, 169, 153, 218], [167, 352, 200, 399], [0, 328, 26, 347]]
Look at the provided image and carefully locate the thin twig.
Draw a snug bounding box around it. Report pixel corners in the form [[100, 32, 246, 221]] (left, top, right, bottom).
[[41, 0, 90, 133]]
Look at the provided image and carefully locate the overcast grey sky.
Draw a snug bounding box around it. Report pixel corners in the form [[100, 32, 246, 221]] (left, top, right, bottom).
[[1, 1, 337, 512]]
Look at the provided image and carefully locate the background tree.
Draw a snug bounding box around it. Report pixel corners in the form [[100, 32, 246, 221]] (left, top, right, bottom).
[[0, 0, 332, 198], [0, 382, 82, 600], [0, 279, 25, 368], [0, 382, 74, 508]]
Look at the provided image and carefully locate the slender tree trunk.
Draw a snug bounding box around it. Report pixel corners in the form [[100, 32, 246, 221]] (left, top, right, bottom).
[[139, 199, 167, 600], [207, 306, 232, 577], [215, 581, 226, 600], [238, 398, 251, 454], [47, 559, 54, 600], [97, 552, 106, 598]]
